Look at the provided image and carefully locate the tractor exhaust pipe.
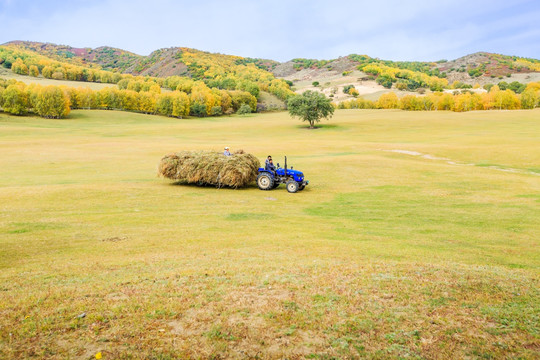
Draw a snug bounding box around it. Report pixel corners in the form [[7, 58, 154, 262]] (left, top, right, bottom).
[[284, 156, 287, 178]]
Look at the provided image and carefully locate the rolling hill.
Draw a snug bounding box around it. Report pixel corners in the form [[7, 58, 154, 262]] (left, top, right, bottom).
[[1, 40, 539, 103]]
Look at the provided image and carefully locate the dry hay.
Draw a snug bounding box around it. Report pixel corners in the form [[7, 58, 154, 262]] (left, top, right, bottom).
[[158, 150, 260, 188]]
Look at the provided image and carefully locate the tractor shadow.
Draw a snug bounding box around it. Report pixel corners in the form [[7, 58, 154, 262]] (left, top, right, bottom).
[[164, 181, 310, 193]]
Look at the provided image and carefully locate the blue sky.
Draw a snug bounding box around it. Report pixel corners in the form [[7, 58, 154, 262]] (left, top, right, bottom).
[[1, 0, 539, 61]]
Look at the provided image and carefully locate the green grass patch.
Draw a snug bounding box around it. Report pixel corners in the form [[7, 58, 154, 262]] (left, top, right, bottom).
[[226, 213, 273, 221]]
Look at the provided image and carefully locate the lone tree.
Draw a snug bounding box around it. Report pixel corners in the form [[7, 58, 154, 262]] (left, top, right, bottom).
[[287, 90, 334, 129]]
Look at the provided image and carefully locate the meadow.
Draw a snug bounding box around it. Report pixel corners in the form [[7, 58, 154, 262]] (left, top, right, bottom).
[[0, 68, 115, 90], [0, 109, 538, 359]]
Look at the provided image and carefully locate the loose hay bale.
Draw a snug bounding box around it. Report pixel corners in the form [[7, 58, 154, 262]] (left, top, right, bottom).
[[158, 150, 260, 188]]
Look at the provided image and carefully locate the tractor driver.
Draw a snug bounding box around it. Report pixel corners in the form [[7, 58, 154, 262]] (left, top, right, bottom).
[[265, 155, 276, 173]]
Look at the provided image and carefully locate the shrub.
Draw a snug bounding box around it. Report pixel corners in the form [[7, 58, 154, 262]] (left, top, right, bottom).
[[343, 85, 355, 94], [237, 103, 252, 115], [376, 74, 394, 88], [211, 106, 223, 116], [190, 102, 207, 117]]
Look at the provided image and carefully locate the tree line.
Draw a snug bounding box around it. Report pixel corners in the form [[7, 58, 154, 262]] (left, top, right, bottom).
[[1, 46, 295, 102], [0, 78, 257, 118], [338, 82, 540, 112]]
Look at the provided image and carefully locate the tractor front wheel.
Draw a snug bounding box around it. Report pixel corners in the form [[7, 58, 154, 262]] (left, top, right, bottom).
[[257, 173, 274, 190], [286, 180, 299, 193]]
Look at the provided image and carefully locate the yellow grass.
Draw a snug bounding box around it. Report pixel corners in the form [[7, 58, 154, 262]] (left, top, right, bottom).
[[0, 109, 539, 359], [0, 68, 115, 90]]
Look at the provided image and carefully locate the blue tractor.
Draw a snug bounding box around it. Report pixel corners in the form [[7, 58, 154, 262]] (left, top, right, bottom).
[[257, 156, 308, 193]]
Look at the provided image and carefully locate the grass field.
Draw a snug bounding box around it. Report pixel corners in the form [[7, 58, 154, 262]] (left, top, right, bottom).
[[0, 68, 115, 90], [0, 109, 539, 359]]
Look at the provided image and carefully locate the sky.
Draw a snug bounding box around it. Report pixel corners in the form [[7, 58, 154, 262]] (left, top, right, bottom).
[[1, 0, 539, 62]]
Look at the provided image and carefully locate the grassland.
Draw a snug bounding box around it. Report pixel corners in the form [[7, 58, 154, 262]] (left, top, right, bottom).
[[0, 68, 115, 90], [0, 109, 538, 359]]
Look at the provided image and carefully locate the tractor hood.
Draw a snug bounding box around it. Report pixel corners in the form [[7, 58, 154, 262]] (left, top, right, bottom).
[[276, 168, 303, 177]]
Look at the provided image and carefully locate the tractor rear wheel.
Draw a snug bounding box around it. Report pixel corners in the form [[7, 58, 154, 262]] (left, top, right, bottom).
[[286, 180, 299, 193], [257, 173, 274, 190]]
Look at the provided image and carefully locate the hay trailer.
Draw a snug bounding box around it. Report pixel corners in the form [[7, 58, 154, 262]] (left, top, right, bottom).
[[257, 156, 308, 193]]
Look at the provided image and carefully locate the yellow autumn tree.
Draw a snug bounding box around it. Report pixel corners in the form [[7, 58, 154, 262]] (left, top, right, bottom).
[[29, 65, 39, 77], [190, 82, 217, 116], [120, 90, 139, 111], [138, 92, 157, 114], [520, 89, 538, 109], [33, 85, 70, 118], [171, 91, 190, 118], [376, 92, 399, 109], [453, 93, 483, 112], [75, 87, 97, 109], [2, 83, 29, 115], [436, 93, 454, 110], [11, 58, 29, 75]]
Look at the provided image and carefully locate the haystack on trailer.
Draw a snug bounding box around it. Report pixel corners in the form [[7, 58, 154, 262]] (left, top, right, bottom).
[[159, 150, 259, 188]]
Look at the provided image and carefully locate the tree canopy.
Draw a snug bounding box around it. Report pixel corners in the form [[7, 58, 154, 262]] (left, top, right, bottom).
[[287, 90, 334, 128]]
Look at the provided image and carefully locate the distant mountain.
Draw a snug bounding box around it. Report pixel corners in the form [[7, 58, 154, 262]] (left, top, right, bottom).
[[274, 52, 540, 86], [2, 40, 539, 103], [2, 41, 279, 78], [3, 40, 141, 72], [4, 41, 539, 85]]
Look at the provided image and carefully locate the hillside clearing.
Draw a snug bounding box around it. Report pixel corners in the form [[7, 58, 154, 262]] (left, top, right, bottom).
[[0, 68, 115, 90]]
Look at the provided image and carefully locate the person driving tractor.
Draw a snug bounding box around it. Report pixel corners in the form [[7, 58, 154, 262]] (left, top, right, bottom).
[[265, 155, 276, 173]]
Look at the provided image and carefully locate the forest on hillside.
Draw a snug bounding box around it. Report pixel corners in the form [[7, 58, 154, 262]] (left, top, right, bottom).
[[1, 42, 539, 119]]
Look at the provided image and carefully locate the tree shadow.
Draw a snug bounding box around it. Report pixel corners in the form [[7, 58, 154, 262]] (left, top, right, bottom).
[[294, 123, 344, 130]]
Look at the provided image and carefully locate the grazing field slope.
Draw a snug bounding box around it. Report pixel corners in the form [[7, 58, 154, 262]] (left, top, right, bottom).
[[0, 109, 539, 359]]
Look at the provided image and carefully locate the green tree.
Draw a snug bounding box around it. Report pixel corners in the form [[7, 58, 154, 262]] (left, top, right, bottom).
[[237, 80, 260, 98], [376, 74, 394, 88], [229, 90, 257, 112], [190, 102, 207, 117], [287, 90, 334, 129], [210, 105, 223, 116]]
